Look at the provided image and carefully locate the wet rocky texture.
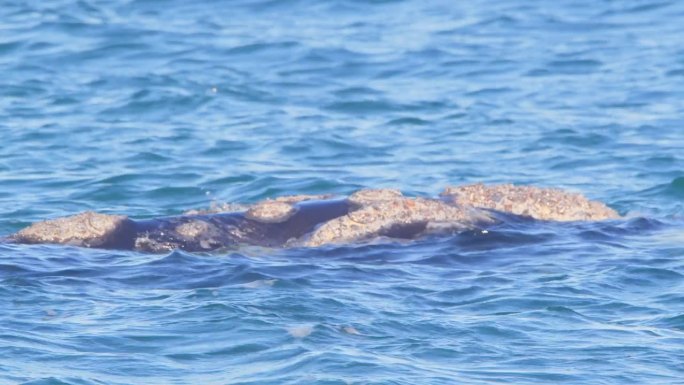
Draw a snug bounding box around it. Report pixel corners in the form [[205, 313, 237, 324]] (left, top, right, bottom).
[[347, 189, 403, 207], [173, 220, 225, 250], [247, 194, 336, 223], [132, 215, 257, 252], [9, 184, 619, 252], [304, 193, 496, 247], [133, 220, 226, 253], [12, 212, 134, 248], [441, 184, 619, 221], [245, 201, 298, 223]]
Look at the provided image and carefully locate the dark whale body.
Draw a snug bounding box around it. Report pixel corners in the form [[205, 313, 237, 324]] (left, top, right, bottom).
[[12, 198, 354, 252], [131, 199, 352, 251], [8, 184, 620, 253]]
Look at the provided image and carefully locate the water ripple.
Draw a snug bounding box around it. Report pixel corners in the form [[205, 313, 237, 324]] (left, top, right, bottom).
[[2, 0, 684, 383]]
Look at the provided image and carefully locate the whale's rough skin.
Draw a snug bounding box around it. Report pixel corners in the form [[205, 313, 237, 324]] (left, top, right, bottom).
[[245, 201, 298, 223], [303, 191, 495, 247], [441, 184, 619, 222], [9, 184, 619, 252], [13, 212, 136, 249]]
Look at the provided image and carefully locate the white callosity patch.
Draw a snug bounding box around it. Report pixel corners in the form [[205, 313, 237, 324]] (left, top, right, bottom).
[[175, 220, 215, 238], [11, 184, 620, 250], [303, 193, 497, 247], [13, 212, 130, 248], [245, 201, 298, 223], [441, 183, 619, 221], [347, 188, 403, 207], [174, 220, 223, 250]]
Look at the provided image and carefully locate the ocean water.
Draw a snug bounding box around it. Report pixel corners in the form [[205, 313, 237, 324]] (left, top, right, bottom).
[[1, 0, 683, 383]]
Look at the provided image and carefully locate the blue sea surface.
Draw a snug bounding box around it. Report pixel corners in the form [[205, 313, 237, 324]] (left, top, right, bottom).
[[1, 0, 683, 384]]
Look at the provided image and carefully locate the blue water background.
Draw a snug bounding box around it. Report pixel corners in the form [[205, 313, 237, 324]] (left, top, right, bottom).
[[1, 0, 683, 384]]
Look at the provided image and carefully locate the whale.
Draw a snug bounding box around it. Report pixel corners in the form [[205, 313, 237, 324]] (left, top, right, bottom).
[[7, 184, 619, 252]]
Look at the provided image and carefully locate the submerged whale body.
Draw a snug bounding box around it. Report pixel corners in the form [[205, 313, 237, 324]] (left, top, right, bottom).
[[8, 184, 620, 253]]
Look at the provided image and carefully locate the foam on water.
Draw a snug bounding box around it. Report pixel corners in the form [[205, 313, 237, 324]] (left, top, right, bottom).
[[1, 0, 683, 384]]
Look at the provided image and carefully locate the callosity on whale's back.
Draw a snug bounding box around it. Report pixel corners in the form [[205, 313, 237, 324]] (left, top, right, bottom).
[[7, 184, 619, 252]]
